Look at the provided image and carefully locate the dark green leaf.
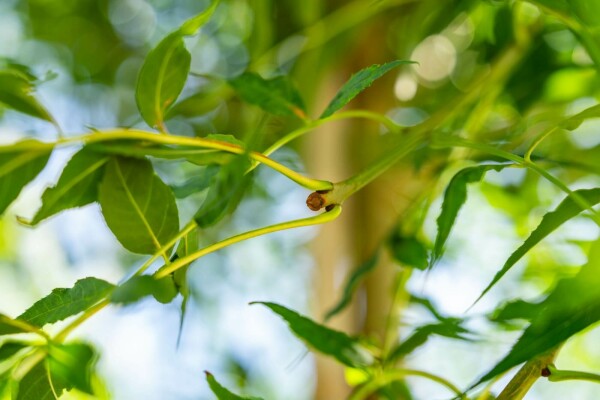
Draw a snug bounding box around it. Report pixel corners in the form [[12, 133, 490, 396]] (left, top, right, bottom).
[[194, 156, 250, 228], [320, 60, 415, 119], [205, 371, 263, 400], [409, 294, 447, 322], [98, 156, 179, 254], [387, 320, 470, 363], [0, 142, 52, 215], [474, 240, 600, 387], [476, 188, 600, 302], [432, 164, 509, 266], [229, 72, 306, 118], [136, 32, 191, 130], [0, 342, 28, 361], [18, 277, 114, 327], [489, 299, 541, 324], [252, 302, 374, 368], [172, 166, 220, 198], [16, 362, 61, 400], [111, 275, 177, 305], [389, 234, 428, 270], [0, 69, 55, 124], [325, 252, 379, 321], [29, 149, 109, 225], [47, 343, 96, 394]]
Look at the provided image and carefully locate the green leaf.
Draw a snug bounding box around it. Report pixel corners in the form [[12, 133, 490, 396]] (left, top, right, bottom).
[[98, 156, 179, 254], [179, 0, 221, 35], [0, 142, 52, 215], [324, 252, 379, 321], [389, 233, 428, 270], [476, 188, 600, 302], [29, 149, 109, 225], [47, 343, 96, 394], [194, 156, 250, 228], [474, 240, 600, 386], [110, 275, 177, 305], [171, 166, 220, 198], [0, 342, 28, 361], [489, 299, 540, 324], [16, 362, 61, 400], [432, 164, 509, 266], [320, 60, 415, 119], [18, 277, 114, 327], [252, 302, 374, 368], [386, 319, 471, 363], [205, 371, 264, 400], [229, 72, 307, 118], [0, 69, 55, 124], [173, 228, 199, 345], [136, 32, 191, 130]]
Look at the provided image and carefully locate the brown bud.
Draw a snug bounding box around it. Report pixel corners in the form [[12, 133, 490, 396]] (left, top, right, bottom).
[[541, 367, 551, 377], [306, 192, 326, 211]]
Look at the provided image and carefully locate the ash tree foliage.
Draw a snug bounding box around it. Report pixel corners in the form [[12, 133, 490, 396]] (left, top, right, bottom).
[[0, 0, 600, 399]]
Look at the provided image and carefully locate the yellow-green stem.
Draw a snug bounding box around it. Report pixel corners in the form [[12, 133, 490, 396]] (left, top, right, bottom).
[[155, 206, 342, 278]]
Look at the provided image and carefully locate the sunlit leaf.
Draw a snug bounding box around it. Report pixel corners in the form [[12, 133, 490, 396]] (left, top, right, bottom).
[[0, 141, 52, 215], [136, 32, 191, 131], [47, 343, 96, 394], [205, 371, 263, 400], [229, 72, 307, 118], [179, 0, 221, 35], [389, 233, 428, 270], [98, 156, 179, 254], [111, 275, 177, 305], [432, 164, 509, 266], [476, 188, 600, 302], [0, 69, 55, 124], [18, 277, 114, 327], [29, 149, 109, 225], [474, 240, 600, 387], [325, 252, 379, 321], [320, 60, 415, 118], [252, 302, 374, 368]]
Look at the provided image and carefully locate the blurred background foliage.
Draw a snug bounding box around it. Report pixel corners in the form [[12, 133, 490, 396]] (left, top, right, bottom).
[[0, 0, 599, 399]]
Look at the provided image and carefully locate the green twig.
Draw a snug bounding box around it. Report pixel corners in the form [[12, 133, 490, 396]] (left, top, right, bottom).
[[546, 364, 600, 384]]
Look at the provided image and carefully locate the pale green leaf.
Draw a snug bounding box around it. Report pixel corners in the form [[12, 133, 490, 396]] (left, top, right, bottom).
[[0, 142, 52, 215], [16, 362, 58, 400], [229, 72, 307, 118], [320, 60, 415, 118], [252, 302, 374, 368], [29, 149, 108, 225], [18, 277, 114, 327], [98, 156, 179, 254], [205, 371, 263, 400], [171, 166, 219, 198], [476, 188, 600, 302], [47, 343, 96, 394], [136, 32, 191, 130], [179, 0, 221, 35]]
